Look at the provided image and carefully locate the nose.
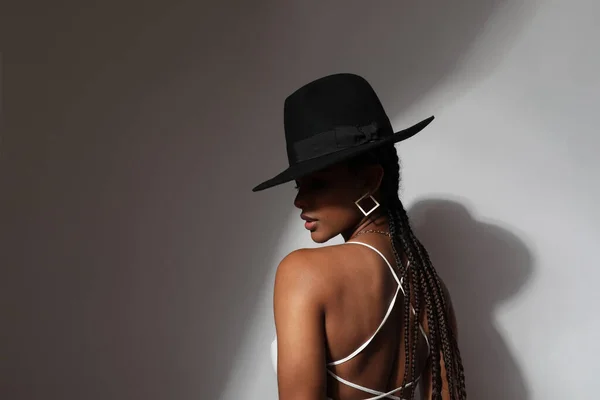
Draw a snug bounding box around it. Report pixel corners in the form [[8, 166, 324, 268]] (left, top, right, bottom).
[[294, 188, 308, 209]]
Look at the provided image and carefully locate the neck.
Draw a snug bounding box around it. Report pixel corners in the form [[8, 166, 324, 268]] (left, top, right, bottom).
[[342, 208, 389, 242]]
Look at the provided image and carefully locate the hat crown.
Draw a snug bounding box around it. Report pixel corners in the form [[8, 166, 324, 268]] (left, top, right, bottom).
[[283, 73, 393, 163], [250, 72, 434, 192]]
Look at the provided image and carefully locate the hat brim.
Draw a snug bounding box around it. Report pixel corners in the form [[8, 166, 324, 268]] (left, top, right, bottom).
[[251, 116, 434, 192]]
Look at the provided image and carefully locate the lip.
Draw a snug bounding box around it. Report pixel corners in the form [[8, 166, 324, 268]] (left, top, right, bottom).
[[300, 213, 317, 222], [304, 220, 317, 231], [301, 213, 317, 231]]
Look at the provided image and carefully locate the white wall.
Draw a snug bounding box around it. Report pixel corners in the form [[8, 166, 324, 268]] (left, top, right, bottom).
[[1, 1, 598, 400]]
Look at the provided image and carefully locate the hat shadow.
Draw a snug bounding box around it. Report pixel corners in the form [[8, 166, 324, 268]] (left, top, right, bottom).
[[408, 198, 533, 400], [215, 0, 532, 398]]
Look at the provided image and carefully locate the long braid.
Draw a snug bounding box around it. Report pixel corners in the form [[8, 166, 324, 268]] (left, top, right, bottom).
[[413, 236, 456, 397], [385, 162, 422, 398], [381, 150, 442, 399], [396, 204, 443, 399], [398, 204, 456, 399], [388, 209, 414, 398], [415, 236, 467, 399], [407, 215, 422, 396], [417, 236, 467, 399], [349, 144, 466, 399], [387, 156, 423, 397]]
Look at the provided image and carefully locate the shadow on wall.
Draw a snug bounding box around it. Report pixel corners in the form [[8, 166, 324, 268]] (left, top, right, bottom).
[[409, 198, 533, 400], [0, 1, 531, 400], [218, 0, 531, 399]]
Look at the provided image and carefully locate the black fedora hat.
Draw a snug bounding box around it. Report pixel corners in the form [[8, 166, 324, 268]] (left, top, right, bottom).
[[252, 73, 434, 192]]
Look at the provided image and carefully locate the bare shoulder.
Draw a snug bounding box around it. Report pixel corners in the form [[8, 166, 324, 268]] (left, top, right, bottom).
[[274, 247, 337, 307], [277, 245, 344, 274], [273, 247, 333, 398], [274, 245, 349, 302]]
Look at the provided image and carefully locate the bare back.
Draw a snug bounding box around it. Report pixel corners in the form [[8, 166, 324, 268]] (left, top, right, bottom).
[[313, 237, 431, 400]]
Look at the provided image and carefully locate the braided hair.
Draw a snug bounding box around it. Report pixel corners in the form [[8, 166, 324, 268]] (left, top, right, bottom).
[[347, 144, 467, 400]]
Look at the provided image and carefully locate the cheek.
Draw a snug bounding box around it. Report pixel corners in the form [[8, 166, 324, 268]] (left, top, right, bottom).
[[317, 195, 357, 227]]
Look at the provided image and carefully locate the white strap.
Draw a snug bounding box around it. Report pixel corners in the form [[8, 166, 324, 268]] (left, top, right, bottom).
[[324, 240, 432, 399], [327, 284, 401, 366], [327, 369, 422, 400], [327, 370, 402, 400], [328, 241, 401, 366], [345, 241, 431, 354], [346, 241, 401, 285]]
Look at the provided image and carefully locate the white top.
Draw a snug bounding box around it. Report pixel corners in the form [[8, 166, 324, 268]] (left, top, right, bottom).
[[271, 240, 430, 400]]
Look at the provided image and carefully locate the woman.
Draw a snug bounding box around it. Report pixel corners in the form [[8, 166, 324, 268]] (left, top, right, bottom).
[[252, 73, 466, 400]]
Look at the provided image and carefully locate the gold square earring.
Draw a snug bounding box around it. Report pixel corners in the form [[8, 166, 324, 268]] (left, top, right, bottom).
[[355, 192, 380, 216]]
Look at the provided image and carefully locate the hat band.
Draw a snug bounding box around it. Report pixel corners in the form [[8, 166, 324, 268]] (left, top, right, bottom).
[[290, 122, 384, 163]]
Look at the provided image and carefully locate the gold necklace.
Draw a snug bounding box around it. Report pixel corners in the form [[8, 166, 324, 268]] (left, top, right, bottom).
[[350, 229, 392, 240]]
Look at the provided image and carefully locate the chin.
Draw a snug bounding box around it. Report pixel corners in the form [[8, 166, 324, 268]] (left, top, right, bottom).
[[310, 230, 333, 244]]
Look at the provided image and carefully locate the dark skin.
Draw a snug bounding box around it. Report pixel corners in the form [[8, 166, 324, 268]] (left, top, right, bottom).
[[273, 162, 458, 400]]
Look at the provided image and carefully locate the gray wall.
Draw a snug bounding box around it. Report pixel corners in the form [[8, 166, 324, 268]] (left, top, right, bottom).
[[2, 1, 599, 399]]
